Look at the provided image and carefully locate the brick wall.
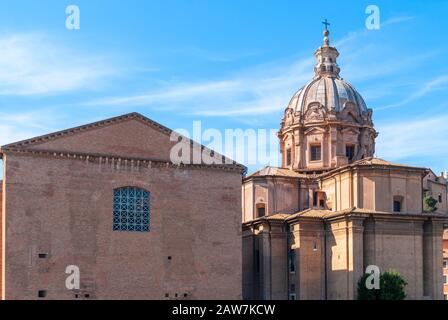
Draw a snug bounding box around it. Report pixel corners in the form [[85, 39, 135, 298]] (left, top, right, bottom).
[[3, 153, 242, 299]]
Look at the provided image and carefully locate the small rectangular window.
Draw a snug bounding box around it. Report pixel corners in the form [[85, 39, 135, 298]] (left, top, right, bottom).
[[257, 206, 266, 218], [38, 290, 47, 298], [319, 199, 325, 209], [346, 145, 355, 161], [289, 293, 297, 300], [310, 145, 321, 161], [38, 253, 48, 259], [393, 200, 401, 212], [439, 194, 443, 203], [289, 249, 296, 273], [286, 148, 292, 166], [313, 191, 318, 207], [445, 275, 448, 284], [443, 260, 448, 269]]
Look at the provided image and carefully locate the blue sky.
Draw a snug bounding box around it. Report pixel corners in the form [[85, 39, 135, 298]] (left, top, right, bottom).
[[0, 0, 447, 175]]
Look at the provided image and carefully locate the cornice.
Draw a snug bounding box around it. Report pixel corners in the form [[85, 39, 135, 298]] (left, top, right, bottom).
[[279, 121, 376, 136], [1, 148, 246, 174]]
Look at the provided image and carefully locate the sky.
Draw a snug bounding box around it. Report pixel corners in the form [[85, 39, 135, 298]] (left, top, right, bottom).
[[0, 0, 447, 176]]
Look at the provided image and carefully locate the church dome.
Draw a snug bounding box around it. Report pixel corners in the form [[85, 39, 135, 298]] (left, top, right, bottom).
[[281, 25, 372, 127], [278, 22, 377, 172], [287, 77, 368, 114]]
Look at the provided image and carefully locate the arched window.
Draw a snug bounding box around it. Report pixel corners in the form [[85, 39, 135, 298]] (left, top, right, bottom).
[[113, 187, 150, 232]]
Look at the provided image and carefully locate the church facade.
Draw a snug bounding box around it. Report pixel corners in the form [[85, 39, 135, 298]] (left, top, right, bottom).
[[242, 27, 448, 300], [0, 113, 245, 299]]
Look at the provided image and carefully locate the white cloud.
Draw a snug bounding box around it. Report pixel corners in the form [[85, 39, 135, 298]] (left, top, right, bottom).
[[0, 32, 116, 96], [333, 16, 415, 48], [376, 75, 448, 110], [376, 113, 448, 161], [85, 57, 315, 116], [83, 15, 419, 117], [172, 46, 265, 62], [0, 109, 62, 146], [382, 16, 415, 26]]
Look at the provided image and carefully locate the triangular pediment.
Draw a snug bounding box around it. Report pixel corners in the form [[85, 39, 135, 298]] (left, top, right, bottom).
[[1, 113, 241, 167], [2, 113, 175, 161], [304, 127, 326, 135]]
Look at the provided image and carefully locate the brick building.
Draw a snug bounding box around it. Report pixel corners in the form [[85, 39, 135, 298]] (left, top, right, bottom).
[[0, 112, 245, 299]]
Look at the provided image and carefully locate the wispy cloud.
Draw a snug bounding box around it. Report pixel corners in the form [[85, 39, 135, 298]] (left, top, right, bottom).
[[82, 15, 419, 117], [84, 57, 315, 116], [172, 46, 264, 62], [342, 51, 436, 83], [382, 16, 415, 26], [376, 112, 448, 162], [0, 109, 63, 146], [376, 75, 448, 110], [0, 32, 116, 96], [333, 16, 415, 48]]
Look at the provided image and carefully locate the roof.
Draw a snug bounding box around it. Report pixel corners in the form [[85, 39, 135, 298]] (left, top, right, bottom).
[[265, 213, 291, 221], [351, 157, 418, 168], [289, 207, 448, 220], [287, 77, 368, 114], [1, 112, 172, 150], [425, 168, 448, 185], [244, 207, 448, 225], [319, 157, 428, 179], [246, 166, 307, 179], [0, 112, 246, 173]]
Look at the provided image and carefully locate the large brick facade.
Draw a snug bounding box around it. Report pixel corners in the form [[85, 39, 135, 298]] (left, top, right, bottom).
[[0, 113, 245, 300]]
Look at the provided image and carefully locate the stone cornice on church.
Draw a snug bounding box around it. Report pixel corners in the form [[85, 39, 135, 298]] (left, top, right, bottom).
[[279, 120, 376, 136], [0, 147, 246, 173], [318, 157, 429, 180], [242, 207, 448, 229]]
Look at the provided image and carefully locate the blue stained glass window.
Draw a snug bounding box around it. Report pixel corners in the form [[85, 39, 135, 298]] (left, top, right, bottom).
[[113, 187, 150, 232]]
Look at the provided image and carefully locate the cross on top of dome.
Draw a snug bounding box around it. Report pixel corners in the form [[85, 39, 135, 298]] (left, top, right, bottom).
[[314, 19, 340, 78], [322, 19, 330, 46]]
